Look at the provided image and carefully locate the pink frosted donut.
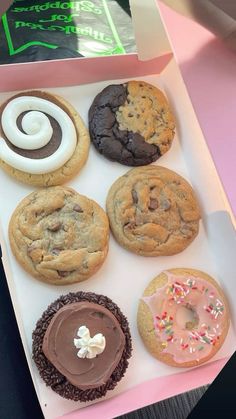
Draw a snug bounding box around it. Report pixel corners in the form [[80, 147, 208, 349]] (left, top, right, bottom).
[[137, 268, 230, 367]]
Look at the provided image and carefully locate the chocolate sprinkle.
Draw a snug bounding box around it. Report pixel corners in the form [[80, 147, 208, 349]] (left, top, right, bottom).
[[32, 292, 132, 402]]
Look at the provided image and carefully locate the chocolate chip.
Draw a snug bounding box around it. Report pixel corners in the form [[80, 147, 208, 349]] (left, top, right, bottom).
[[131, 189, 138, 204], [51, 248, 61, 256], [128, 113, 134, 117], [57, 270, 69, 277], [73, 204, 83, 213], [48, 222, 61, 232], [148, 198, 158, 210], [124, 221, 135, 229]]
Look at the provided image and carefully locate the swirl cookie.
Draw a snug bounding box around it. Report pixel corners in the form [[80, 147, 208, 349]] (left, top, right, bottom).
[[9, 186, 109, 285], [32, 291, 132, 401], [0, 91, 90, 186], [106, 166, 201, 256], [89, 80, 175, 166], [137, 268, 230, 367]]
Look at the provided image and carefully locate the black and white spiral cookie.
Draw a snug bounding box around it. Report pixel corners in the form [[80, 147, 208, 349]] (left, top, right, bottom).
[[89, 80, 175, 166], [0, 91, 90, 186]]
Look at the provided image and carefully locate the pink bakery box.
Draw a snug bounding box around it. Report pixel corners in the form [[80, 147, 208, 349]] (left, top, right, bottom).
[[0, 1, 236, 419]]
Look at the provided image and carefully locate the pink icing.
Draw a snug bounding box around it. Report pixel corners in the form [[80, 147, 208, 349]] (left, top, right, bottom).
[[143, 271, 226, 364]]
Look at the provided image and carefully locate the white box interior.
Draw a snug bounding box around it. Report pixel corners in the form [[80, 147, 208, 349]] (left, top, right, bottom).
[[0, 56, 236, 419]]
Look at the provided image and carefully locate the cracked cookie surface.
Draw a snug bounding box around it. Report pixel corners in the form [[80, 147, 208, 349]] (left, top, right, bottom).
[[9, 186, 109, 284], [0, 91, 90, 186], [89, 81, 175, 166], [106, 166, 201, 256]]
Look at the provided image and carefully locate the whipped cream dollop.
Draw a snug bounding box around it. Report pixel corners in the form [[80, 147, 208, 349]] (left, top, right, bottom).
[[74, 325, 106, 359], [42, 301, 125, 389], [0, 96, 77, 174]]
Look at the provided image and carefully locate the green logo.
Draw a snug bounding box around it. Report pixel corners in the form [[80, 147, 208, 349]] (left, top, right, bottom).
[[1, 0, 125, 56]]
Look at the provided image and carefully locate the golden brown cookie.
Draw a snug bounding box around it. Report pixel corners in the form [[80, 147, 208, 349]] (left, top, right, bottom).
[[137, 268, 230, 368], [9, 186, 109, 285], [106, 166, 201, 256], [0, 91, 90, 186], [89, 80, 175, 166]]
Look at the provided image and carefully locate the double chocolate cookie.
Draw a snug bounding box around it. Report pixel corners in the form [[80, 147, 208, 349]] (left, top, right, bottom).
[[89, 81, 175, 166], [106, 166, 201, 256], [32, 291, 132, 401], [0, 91, 90, 186], [9, 186, 109, 285]]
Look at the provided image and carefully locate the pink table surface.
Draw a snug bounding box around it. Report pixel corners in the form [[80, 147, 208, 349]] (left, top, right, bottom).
[[159, 2, 236, 216], [61, 5, 235, 419]]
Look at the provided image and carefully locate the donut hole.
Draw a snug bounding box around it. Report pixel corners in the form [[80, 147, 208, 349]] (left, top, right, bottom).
[[176, 304, 199, 330]]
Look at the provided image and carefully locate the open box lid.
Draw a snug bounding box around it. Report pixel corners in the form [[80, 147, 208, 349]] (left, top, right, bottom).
[[0, 0, 173, 92], [130, 0, 172, 60]]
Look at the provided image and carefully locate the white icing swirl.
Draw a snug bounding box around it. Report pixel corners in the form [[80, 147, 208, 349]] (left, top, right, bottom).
[[0, 96, 77, 174], [73, 325, 106, 359]]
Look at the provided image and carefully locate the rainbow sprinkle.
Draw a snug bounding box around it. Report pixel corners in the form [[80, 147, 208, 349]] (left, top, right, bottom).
[[150, 275, 225, 359]]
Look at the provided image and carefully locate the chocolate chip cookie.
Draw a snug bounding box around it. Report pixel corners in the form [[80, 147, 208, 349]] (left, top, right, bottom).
[[106, 166, 201, 256], [9, 186, 109, 285], [0, 91, 90, 186], [89, 81, 175, 166]]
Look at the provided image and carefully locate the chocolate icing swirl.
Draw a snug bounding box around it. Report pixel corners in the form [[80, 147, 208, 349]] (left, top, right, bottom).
[[0, 90, 77, 175], [8, 112, 62, 159], [42, 301, 125, 390], [0, 92, 64, 159]]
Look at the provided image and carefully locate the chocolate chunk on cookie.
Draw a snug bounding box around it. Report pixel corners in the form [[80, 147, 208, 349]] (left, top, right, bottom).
[[89, 81, 175, 166], [9, 186, 109, 285], [106, 166, 201, 256]]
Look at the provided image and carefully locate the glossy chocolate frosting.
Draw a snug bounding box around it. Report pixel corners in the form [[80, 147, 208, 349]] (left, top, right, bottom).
[[42, 301, 126, 390]]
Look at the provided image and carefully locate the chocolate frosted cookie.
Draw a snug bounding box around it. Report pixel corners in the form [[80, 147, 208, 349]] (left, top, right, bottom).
[[106, 166, 201, 256], [9, 186, 109, 285], [32, 291, 132, 401], [89, 80, 175, 166], [0, 91, 90, 186]]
